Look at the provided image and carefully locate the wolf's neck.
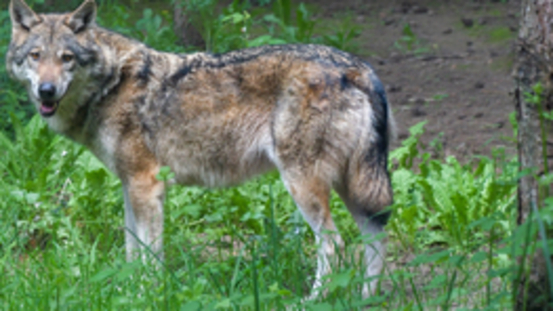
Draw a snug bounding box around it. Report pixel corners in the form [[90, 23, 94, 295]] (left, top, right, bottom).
[[93, 27, 148, 74], [94, 26, 184, 87]]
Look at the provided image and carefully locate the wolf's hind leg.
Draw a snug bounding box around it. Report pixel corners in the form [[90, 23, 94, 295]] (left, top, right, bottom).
[[123, 171, 165, 263], [280, 172, 344, 298], [335, 165, 392, 298]]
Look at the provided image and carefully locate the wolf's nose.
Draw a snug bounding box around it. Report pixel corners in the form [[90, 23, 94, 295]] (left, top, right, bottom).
[[39, 83, 57, 100]]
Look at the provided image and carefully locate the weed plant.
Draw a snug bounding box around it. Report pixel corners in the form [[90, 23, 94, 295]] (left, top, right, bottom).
[[394, 24, 430, 55]]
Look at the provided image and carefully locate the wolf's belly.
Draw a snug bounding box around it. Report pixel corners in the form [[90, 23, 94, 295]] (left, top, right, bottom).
[[166, 147, 276, 188]]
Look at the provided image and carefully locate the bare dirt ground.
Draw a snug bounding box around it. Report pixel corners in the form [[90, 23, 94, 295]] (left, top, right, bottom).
[[309, 0, 520, 159]]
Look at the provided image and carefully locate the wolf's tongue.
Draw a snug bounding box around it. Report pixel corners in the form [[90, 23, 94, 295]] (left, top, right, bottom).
[[40, 102, 57, 115]]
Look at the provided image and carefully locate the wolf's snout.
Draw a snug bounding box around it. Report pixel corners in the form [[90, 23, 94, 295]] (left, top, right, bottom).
[[39, 83, 57, 100], [37, 82, 59, 117]]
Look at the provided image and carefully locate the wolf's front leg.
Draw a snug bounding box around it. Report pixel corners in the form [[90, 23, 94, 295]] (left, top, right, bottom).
[[122, 172, 165, 263]]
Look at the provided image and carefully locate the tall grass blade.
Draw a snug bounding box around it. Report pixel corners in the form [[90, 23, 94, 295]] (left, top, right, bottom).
[[408, 275, 424, 311], [251, 240, 260, 311], [532, 201, 553, 301]]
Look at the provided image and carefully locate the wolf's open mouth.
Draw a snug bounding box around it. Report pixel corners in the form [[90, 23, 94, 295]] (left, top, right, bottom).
[[40, 101, 59, 117]]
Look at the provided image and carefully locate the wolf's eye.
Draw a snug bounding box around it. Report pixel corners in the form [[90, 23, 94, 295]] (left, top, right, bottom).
[[61, 54, 74, 63], [29, 52, 40, 61]]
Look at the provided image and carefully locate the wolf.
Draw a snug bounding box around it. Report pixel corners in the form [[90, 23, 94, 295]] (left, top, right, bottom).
[[7, 0, 394, 298]]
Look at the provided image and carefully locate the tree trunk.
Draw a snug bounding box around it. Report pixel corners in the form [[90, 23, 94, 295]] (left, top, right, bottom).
[[515, 0, 553, 309], [172, 0, 205, 49]]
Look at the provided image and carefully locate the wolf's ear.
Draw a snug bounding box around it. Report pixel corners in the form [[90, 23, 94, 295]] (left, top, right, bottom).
[[9, 0, 42, 31], [65, 0, 96, 33]]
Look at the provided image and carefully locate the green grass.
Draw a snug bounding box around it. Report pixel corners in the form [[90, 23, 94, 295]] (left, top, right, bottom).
[[462, 23, 514, 45], [0, 118, 534, 309], [488, 27, 514, 43]]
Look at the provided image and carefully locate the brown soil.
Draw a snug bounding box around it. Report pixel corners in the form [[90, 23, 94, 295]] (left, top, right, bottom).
[[308, 0, 520, 160]]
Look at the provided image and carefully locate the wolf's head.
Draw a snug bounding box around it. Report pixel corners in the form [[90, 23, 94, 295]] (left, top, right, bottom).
[[7, 0, 101, 119]]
